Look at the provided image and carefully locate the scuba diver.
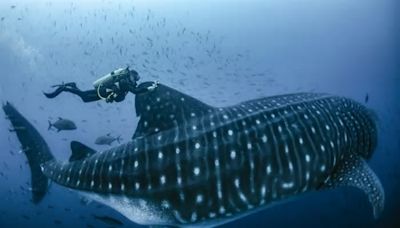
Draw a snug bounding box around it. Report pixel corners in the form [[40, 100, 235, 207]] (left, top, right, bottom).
[[43, 67, 158, 103]]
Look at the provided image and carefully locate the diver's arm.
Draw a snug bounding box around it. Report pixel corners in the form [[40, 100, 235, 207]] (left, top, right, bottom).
[[130, 86, 151, 95], [126, 81, 158, 95], [104, 84, 121, 103]]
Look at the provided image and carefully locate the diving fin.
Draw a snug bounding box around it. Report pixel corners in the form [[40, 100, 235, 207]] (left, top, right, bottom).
[[323, 154, 384, 219]]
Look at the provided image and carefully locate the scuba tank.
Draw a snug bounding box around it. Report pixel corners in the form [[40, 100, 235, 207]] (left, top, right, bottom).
[[92, 67, 130, 100], [93, 67, 130, 88]]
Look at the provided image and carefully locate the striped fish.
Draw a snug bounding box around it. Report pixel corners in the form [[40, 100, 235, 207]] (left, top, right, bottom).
[[3, 82, 384, 227]]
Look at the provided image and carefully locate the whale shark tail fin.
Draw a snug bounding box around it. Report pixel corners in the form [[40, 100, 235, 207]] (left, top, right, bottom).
[[324, 154, 384, 219], [3, 102, 55, 204]]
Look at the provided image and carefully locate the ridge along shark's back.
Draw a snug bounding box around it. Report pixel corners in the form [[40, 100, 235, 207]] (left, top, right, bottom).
[[4, 83, 383, 227]]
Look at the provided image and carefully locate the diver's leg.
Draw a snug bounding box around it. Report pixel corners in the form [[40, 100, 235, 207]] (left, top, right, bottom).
[[76, 89, 101, 102], [62, 88, 101, 103], [43, 84, 101, 103]]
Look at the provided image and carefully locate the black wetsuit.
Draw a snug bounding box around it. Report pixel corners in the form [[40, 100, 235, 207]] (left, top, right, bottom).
[[44, 78, 150, 103]]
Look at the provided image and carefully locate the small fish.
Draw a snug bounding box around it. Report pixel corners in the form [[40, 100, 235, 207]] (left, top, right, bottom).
[[365, 93, 369, 103], [48, 117, 77, 132], [92, 215, 123, 226], [8, 126, 26, 132], [95, 134, 121, 146]]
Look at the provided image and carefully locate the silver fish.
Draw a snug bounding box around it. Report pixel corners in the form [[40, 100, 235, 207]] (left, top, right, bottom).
[[48, 117, 77, 132], [95, 134, 122, 146]]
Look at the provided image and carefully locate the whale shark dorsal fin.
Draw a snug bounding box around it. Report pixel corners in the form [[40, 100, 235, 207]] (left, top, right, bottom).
[[133, 82, 214, 139], [323, 154, 384, 219], [69, 141, 96, 162]]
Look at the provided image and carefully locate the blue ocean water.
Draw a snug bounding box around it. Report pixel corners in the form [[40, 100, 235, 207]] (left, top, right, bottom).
[[0, 0, 399, 227]]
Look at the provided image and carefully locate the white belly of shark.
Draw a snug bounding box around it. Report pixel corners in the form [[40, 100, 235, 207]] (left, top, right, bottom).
[[79, 190, 284, 227], [3, 83, 384, 227], [79, 191, 170, 225]]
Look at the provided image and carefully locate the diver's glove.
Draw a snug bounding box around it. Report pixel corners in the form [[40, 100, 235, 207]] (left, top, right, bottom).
[[105, 95, 115, 103], [147, 81, 159, 91], [105, 90, 120, 103]]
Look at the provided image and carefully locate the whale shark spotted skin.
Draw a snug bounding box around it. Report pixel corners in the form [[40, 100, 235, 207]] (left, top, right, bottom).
[[4, 82, 384, 227]]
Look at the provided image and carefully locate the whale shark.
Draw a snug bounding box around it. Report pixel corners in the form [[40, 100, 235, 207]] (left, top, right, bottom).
[[3, 82, 384, 227]]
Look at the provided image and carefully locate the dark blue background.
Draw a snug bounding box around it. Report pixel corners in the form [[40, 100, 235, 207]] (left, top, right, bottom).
[[1, 0, 399, 227]]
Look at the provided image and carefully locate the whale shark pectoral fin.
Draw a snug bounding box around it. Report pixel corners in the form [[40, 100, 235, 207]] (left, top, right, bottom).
[[323, 154, 384, 219], [133, 82, 214, 139], [69, 141, 97, 162]]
